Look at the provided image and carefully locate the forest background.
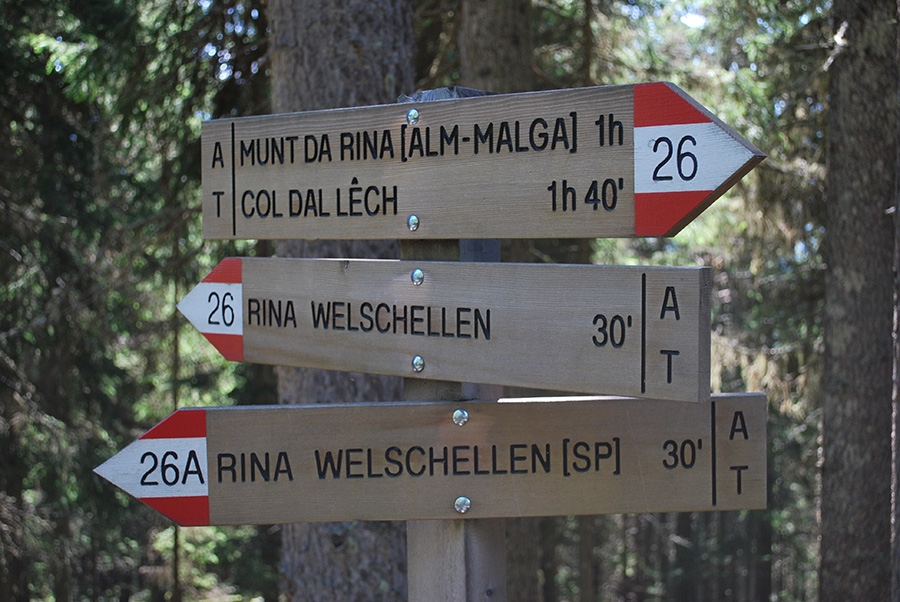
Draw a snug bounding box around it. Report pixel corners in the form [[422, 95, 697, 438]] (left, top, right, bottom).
[[1, 0, 897, 601]]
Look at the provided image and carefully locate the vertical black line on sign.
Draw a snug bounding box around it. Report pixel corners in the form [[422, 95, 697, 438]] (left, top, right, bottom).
[[641, 272, 647, 393], [711, 400, 717, 506], [231, 122, 237, 237]]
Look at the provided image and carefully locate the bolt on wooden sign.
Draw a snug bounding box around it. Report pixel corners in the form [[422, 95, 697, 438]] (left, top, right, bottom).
[[93, 394, 766, 526], [201, 82, 764, 240], [177, 257, 712, 402]]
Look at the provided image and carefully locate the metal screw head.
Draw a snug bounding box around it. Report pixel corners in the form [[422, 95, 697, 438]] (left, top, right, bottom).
[[452, 409, 469, 426], [411, 268, 424, 286], [411, 355, 425, 373], [454, 496, 472, 514], [406, 108, 419, 125], [407, 214, 420, 231]]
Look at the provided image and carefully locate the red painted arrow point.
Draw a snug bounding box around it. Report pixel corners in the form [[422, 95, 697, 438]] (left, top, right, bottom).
[[177, 258, 244, 361], [94, 409, 210, 527], [633, 82, 765, 236]]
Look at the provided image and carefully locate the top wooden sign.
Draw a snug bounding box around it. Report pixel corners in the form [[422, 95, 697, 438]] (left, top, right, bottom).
[[201, 83, 764, 240]]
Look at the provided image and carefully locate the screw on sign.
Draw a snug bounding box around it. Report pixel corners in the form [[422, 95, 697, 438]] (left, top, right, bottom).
[[200, 83, 764, 241]]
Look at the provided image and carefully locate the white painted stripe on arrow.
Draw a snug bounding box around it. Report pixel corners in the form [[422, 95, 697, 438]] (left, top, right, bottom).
[[177, 281, 243, 336], [634, 122, 754, 194], [94, 437, 208, 499]]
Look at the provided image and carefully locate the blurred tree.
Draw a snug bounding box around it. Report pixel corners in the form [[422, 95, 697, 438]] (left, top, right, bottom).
[[820, 0, 897, 600], [267, 0, 415, 599], [1, 0, 270, 598]]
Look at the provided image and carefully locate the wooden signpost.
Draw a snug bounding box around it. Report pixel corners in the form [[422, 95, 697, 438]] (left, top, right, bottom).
[[201, 83, 764, 240], [176, 257, 711, 401], [93, 394, 766, 527], [98, 82, 766, 602]]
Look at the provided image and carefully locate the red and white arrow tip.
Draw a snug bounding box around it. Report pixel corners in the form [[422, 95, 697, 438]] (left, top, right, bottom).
[[177, 258, 244, 361], [632, 82, 765, 236], [94, 409, 210, 526]]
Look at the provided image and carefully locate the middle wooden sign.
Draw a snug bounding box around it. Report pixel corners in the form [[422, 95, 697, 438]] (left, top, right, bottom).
[[179, 258, 711, 402]]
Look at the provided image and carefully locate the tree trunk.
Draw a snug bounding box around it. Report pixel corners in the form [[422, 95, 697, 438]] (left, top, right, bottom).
[[267, 2, 415, 600], [456, 2, 545, 599], [820, 1, 898, 600]]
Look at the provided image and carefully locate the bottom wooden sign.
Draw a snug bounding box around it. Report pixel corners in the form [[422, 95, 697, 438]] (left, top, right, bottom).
[[95, 394, 766, 526]]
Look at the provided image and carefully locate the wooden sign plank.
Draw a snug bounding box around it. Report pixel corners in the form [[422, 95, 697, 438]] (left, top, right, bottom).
[[177, 258, 712, 402], [201, 83, 764, 240], [94, 394, 767, 526]]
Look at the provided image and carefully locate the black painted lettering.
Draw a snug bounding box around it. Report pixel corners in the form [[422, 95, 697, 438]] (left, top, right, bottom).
[[408, 127, 424, 158], [268, 299, 282, 327], [572, 441, 591, 473], [382, 186, 398, 215], [474, 122, 493, 154], [595, 113, 624, 147], [213, 191, 225, 217], [730, 411, 749, 440], [335, 187, 347, 216], [366, 448, 382, 478], [269, 137, 284, 164], [311, 301, 330, 329], [491, 445, 507, 474], [364, 186, 380, 216], [314, 449, 342, 479], [496, 121, 513, 153], [284, 299, 297, 328], [475, 308, 491, 340], [254, 190, 271, 217], [731, 465, 749, 494], [250, 452, 269, 482], [440, 125, 459, 156], [217, 453, 236, 483], [348, 178, 363, 216], [510, 444, 528, 474], [393, 304, 408, 335], [424, 127, 439, 157], [362, 130, 378, 160], [286, 136, 299, 163], [375, 303, 391, 333], [384, 446, 403, 477], [380, 130, 395, 159], [289, 189, 302, 217], [319, 134, 332, 162], [345, 448, 364, 479], [241, 190, 255, 217], [406, 446, 426, 477], [441, 307, 453, 338], [532, 444, 551, 473], [456, 307, 471, 338], [248, 298, 261, 326], [346, 303, 359, 332], [660, 286, 681, 320], [429, 446, 448, 476], [410, 305, 425, 335], [473, 445, 490, 475], [340, 132, 354, 161], [530, 118, 548, 151], [274, 452, 293, 481], [452, 445, 471, 475], [304, 135, 317, 163], [514, 121, 529, 152], [660, 349, 680, 383], [331, 301, 345, 331], [562, 438, 571, 477], [551, 117, 569, 151], [360, 302, 374, 332], [240, 139, 254, 166], [212, 141, 225, 168]]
